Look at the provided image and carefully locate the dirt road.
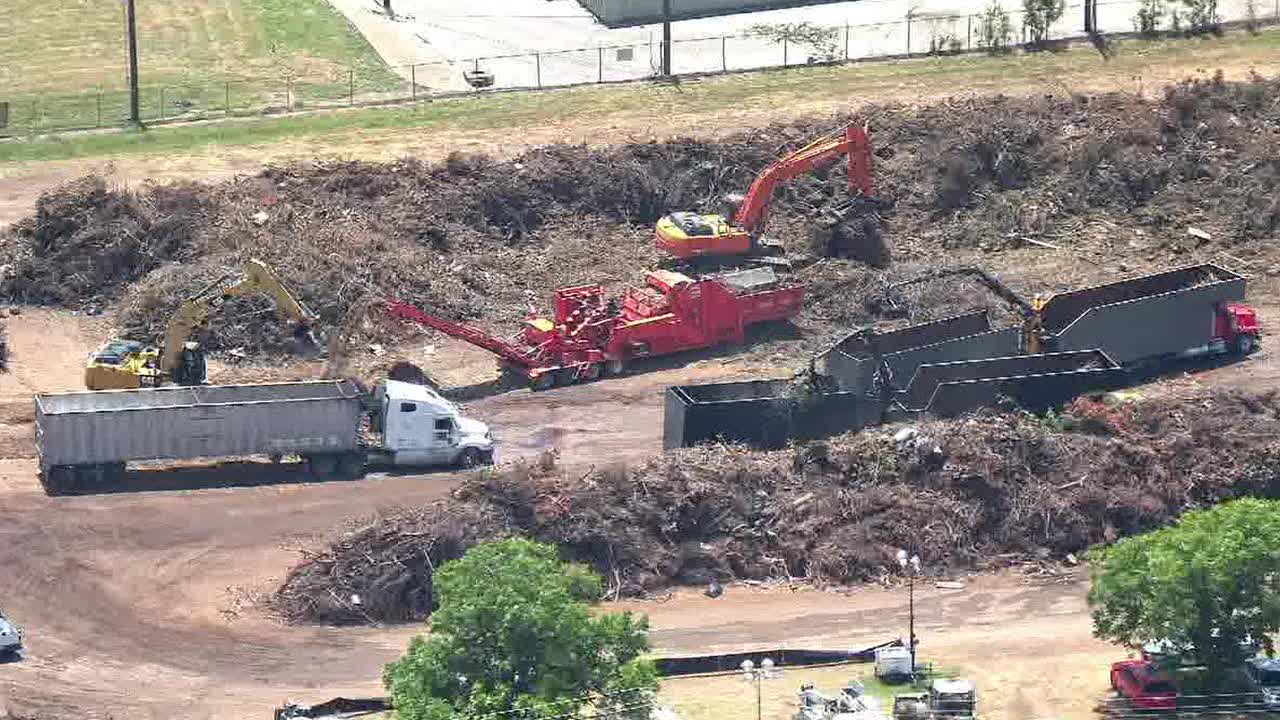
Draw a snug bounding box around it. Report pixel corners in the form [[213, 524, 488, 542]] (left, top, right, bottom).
[[0, 248, 1274, 719]]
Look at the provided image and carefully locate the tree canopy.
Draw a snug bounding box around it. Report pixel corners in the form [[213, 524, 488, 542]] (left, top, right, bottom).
[[1088, 498, 1280, 672], [384, 538, 658, 720]]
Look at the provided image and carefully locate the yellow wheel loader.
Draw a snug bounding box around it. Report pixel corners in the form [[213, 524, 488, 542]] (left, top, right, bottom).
[[84, 259, 319, 391]]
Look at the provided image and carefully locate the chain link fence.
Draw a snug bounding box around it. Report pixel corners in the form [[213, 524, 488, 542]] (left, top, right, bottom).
[[1, 0, 1275, 138]]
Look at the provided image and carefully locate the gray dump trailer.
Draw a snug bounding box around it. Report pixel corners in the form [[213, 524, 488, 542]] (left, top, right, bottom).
[[35, 380, 494, 495], [665, 263, 1260, 450]]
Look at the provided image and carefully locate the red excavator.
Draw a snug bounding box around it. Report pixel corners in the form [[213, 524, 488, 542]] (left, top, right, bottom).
[[654, 121, 882, 268]]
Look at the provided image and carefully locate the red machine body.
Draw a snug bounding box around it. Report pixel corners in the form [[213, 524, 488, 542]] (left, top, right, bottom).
[[387, 269, 803, 389]]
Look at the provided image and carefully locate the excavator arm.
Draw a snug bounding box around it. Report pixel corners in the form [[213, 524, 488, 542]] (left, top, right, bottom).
[[732, 121, 874, 233], [159, 259, 318, 378], [884, 267, 1046, 353]]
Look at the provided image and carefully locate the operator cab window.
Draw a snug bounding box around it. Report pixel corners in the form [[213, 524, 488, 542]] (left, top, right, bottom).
[[400, 402, 417, 413], [434, 417, 454, 441]]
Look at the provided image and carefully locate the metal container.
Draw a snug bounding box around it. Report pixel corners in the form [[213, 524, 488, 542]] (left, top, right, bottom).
[[819, 311, 1013, 393], [663, 379, 882, 450], [1043, 264, 1246, 363], [892, 349, 1125, 416], [35, 381, 364, 472]]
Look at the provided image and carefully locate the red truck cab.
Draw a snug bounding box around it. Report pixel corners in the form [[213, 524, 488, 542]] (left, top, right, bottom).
[[1111, 660, 1178, 710], [1217, 303, 1261, 354]]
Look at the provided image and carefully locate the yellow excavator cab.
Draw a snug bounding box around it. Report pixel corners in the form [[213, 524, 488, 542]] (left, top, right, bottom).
[[84, 340, 165, 390]]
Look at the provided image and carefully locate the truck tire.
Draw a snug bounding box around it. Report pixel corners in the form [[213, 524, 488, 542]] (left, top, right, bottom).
[[532, 373, 556, 391], [458, 448, 482, 469], [604, 358, 626, 376], [337, 452, 366, 480], [581, 363, 602, 382], [43, 466, 76, 496], [1235, 334, 1257, 355], [306, 454, 338, 480]]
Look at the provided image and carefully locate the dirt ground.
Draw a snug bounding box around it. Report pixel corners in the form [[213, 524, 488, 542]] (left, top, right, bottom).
[[2, 52, 1280, 720], [0, 245, 1275, 718]]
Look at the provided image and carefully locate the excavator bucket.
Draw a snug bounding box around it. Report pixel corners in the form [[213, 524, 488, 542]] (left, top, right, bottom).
[[812, 196, 890, 267]]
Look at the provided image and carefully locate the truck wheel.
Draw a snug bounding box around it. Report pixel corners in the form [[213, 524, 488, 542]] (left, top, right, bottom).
[[1235, 334, 1257, 355], [581, 363, 602, 382], [44, 467, 75, 496], [605, 359, 625, 376], [458, 448, 482, 469], [337, 452, 365, 480], [307, 454, 338, 480], [531, 373, 556, 391]]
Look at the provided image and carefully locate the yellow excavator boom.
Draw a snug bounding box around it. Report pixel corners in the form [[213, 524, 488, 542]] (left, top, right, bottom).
[[85, 258, 317, 390], [158, 259, 316, 375]]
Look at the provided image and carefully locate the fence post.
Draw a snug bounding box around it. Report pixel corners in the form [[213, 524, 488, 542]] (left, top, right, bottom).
[[96, 89, 103, 128], [286, 78, 292, 111], [411, 64, 417, 101], [349, 70, 355, 105], [535, 52, 542, 88], [845, 21, 850, 59], [159, 87, 165, 121], [906, 16, 912, 55], [225, 82, 231, 116], [598, 46, 604, 82], [967, 15, 973, 48], [722, 36, 727, 71]]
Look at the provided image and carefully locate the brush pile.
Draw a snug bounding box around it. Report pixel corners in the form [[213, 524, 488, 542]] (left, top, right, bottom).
[[2, 73, 1278, 361], [275, 388, 1280, 625]]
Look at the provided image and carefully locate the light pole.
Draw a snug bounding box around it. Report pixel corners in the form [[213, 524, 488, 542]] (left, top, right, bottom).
[[124, 0, 141, 127], [741, 657, 777, 720], [897, 550, 922, 681]]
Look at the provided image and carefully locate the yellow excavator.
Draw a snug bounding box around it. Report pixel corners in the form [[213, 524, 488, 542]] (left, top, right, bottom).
[[84, 259, 319, 391]]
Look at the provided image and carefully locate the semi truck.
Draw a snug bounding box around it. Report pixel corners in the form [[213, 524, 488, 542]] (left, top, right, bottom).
[[665, 263, 1261, 449], [34, 379, 494, 496]]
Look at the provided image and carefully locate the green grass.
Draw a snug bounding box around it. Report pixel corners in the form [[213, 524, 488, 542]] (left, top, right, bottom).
[[2, 26, 1278, 164], [0, 0, 401, 133]]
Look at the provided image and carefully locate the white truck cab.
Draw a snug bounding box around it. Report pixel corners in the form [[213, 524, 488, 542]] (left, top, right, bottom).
[[373, 380, 494, 468], [0, 610, 22, 657]]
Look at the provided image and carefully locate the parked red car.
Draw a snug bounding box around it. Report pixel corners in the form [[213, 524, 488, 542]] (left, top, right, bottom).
[[1111, 660, 1179, 710]]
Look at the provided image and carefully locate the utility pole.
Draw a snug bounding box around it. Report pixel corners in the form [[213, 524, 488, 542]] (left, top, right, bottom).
[[661, 0, 672, 76], [125, 0, 141, 127]]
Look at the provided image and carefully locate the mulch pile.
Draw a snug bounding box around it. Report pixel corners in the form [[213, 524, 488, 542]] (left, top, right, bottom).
[[1, 73, 1278, 360], [274, 388, 1280, 625]]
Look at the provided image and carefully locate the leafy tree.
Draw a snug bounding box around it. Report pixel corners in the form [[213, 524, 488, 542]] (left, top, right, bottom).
[[977, 2, 1013, 52], [1022, 0, 1066, 44], [1088, 499, 1280, 675], [384, 538, 658, 720], [748, 22, 843, 62], [1133, 0, 1166, 36]]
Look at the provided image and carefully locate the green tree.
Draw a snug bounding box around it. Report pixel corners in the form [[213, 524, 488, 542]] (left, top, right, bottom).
[[384, 538, 658, 720], [977, 1, 1013, 52], [1088, 499, 1280, 676], [1022, 0, 1066, 44]]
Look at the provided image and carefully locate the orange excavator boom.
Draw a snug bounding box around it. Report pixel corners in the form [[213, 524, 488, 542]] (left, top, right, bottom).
[[732, 121, 874, 233]]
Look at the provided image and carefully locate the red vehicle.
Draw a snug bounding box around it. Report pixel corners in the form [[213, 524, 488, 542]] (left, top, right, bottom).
[[1111, 660, 1178, 710], [387, 268, 803, 390]]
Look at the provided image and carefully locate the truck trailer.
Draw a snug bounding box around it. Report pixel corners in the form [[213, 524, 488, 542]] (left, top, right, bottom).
[[665, 263, 1261, 449], [35, 379, 493, 495]]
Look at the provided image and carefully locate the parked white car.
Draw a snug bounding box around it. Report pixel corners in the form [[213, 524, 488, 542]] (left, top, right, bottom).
[[0, 610, 22, 656], [1245, 658, 1280, 709]]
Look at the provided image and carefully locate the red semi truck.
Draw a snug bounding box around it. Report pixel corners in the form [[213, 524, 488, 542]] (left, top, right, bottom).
[[388, 268, 804, 389]]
